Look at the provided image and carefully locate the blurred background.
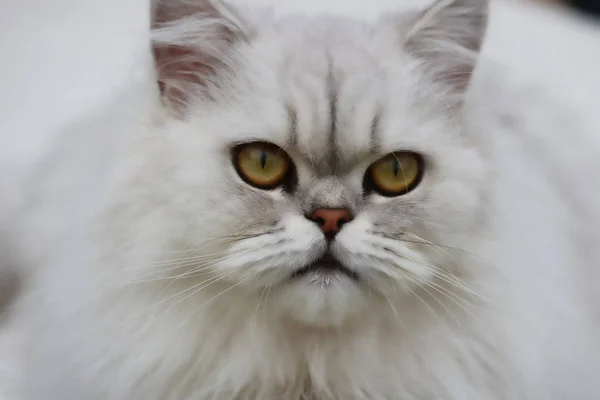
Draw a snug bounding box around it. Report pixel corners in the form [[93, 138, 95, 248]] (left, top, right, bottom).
[[548, 0, 600, 17]]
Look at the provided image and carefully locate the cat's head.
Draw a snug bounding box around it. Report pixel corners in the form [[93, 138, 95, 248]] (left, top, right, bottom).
[[135, 0, 490, 326]]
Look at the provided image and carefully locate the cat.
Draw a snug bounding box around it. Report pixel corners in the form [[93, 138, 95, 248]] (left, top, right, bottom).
[[9, 0, 600, 398]]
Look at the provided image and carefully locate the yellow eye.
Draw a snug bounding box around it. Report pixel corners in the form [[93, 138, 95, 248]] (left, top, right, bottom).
[[234, 142, 291, 189], [367, 152, 423, 196]]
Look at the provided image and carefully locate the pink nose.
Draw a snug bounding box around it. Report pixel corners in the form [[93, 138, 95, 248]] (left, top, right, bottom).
[[309, 208, 352, 234]]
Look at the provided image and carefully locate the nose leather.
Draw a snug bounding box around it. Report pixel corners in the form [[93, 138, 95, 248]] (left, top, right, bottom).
[[309, 208, 352, 234]]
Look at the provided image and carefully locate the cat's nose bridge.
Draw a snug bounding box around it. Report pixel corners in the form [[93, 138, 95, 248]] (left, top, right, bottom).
[[302, 178, 357, 215]]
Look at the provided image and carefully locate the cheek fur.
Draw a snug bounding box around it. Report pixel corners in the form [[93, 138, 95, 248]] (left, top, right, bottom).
[[333, 212, 470, 300], [213, 214, 326, 286]]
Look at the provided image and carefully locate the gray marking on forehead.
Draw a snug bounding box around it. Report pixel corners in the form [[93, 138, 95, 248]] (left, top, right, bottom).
[[326, 48, 339, 174], [370, 113, 381, 154], [286, 104, 298, 147]]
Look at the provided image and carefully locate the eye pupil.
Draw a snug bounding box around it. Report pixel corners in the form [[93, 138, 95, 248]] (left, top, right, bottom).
[[260, 151, 267, 169], [392, 158, 399, 177]]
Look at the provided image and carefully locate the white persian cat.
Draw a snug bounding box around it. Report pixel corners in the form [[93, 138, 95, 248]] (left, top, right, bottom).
[[3, 0, 600, 398]]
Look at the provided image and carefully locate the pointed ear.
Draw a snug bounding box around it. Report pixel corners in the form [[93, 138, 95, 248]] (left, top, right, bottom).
[[151, 0, 249, 113], [404, 0, 489, 101]]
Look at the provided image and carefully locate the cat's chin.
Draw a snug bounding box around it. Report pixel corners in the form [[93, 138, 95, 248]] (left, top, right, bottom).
[[273, 276, 369, 327]]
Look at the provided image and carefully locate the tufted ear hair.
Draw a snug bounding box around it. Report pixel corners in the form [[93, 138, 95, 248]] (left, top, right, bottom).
[[403, 0, 489, 103], [151, 0, 249, 113]]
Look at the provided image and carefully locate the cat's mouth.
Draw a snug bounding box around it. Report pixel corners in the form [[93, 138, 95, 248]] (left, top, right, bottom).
[[291, 252, 359, 281]]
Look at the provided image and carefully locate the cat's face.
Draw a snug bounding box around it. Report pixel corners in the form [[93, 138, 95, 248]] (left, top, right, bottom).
[[141, 0, 489, 326]]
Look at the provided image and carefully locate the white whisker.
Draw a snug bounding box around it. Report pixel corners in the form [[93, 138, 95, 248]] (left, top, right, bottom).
[[145, 269, 238, 321], [175, 274, 255, 332]]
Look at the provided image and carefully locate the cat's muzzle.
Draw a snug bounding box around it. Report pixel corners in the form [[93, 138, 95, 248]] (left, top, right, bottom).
[[290, 251, 359, 281]]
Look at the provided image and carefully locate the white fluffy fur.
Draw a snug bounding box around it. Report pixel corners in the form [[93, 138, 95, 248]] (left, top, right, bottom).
[[2, 0, 600, 399]]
